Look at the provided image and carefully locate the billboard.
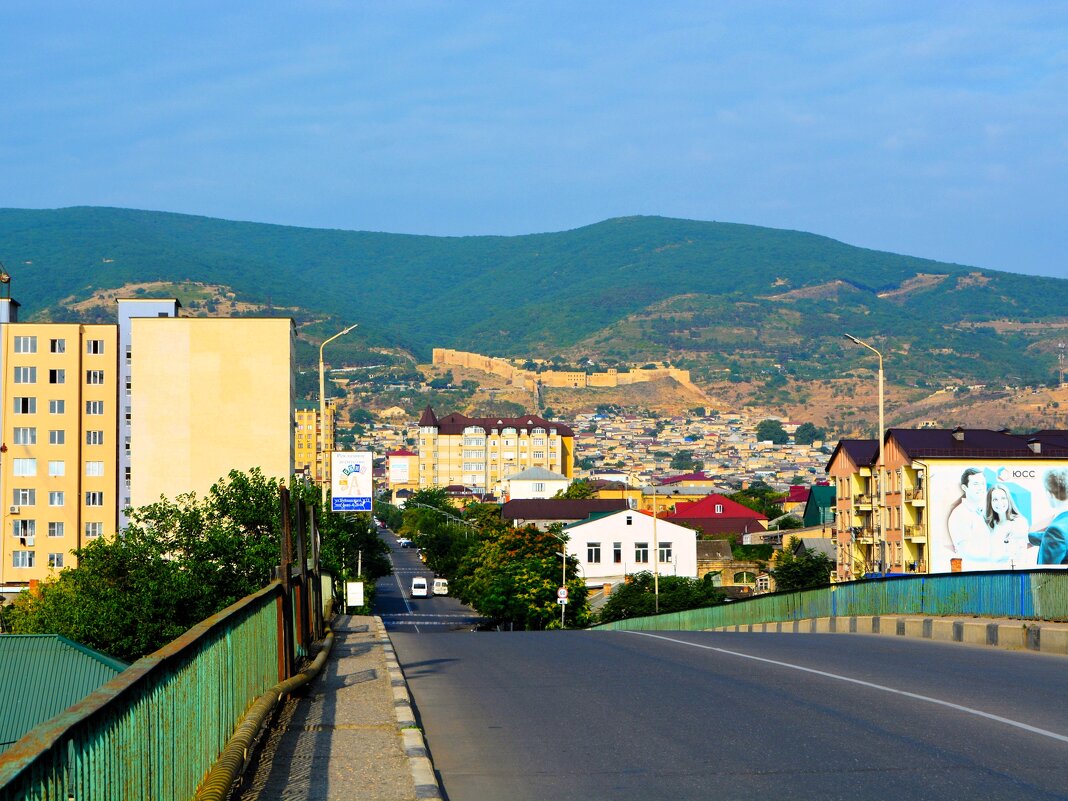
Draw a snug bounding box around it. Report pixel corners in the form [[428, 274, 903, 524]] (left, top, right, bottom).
[[389, 456, 410, 485], [928, 462, 1068, 572], [331, 451, 373, 512]]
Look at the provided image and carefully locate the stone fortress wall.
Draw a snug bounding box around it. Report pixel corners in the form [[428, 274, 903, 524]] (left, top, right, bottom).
[[432, 348, 694, 392]]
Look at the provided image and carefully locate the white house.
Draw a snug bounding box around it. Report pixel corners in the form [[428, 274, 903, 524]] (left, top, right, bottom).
[[502, 466, 570, 500], [563, 509, 698, 588]]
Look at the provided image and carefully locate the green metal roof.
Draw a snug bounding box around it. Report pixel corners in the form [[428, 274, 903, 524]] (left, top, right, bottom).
[[0, 635, 127, 754]]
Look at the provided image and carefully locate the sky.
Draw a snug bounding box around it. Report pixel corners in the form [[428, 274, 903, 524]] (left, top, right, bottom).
[[2, 2, 1067, 278]]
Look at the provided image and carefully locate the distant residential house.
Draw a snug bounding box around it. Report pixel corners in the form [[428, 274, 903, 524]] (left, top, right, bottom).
[[665, 493, 768, 538], [564, 509, 698, 587], [802, 484, 836, 528], [781, 485, 810, 514], [657, 471, 720, 489], [502, 466, 570, 500], [0, 635, 127, 755], [695, 539, 764, 590], [501, 498, 631, 530]]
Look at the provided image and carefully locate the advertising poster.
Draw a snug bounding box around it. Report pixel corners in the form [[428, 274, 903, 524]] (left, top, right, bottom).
[[389, 457, 410, 485], [928, 462, 1068, 572], [331, 451, 373, 512]]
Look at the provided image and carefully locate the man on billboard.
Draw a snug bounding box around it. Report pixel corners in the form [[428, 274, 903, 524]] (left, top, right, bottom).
[[1032, 469, 1068, 565], [947, 467, 990, 565]]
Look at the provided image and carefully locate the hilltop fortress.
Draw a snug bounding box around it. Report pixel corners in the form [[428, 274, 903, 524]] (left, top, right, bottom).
[[432, 348, 694, 392]]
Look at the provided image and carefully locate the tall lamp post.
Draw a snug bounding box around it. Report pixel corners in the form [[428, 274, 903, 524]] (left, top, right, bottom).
[[651, 490, 660, 614], [844, 333, 885, 572], [319, 324, 359, 484]]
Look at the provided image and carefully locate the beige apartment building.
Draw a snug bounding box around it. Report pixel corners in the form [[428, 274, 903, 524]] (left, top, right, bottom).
[[416, 406, 574, 495], [293, 399, 338, 484], [1, 295, 294, 587]]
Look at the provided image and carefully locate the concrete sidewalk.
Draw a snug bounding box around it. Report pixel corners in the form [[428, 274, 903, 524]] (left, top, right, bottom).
[[236, 615, 439, 801]]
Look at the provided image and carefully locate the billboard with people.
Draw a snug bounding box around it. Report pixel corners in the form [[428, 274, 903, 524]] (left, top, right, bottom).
[[928, 462, 1068, 572]]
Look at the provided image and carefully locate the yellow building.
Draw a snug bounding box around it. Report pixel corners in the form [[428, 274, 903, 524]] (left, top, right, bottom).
[[129, 316, 294, 509], [0, 300, 119, 585], [294, 398, 338, 484], [416, 406, 574, 496], [0, 297, 295, 589]]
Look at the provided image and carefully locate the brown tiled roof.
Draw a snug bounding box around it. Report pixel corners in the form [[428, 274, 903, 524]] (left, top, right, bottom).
[[890, 428, 1068, 458], [419, 407, 575, 437], [501, 498, 629, 521]]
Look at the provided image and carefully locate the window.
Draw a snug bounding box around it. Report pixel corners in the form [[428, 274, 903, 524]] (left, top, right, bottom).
[[49, 429, 65, 445], [86, 370, 105, 384], [48, 491, 64, 507], [659, 542, 673, 563], [613, 542, 622, 563], [48, 553, 64, 569], [85, 491, 104, 507], [48, 521, 64, 538], [85, 461, 105, 477], [13, 427, 36, 445], [14, 336, 37, 353], [626, 515, 633, 526], [13, 458, 36, 476], [13, 519, 35, 538], [635, 542, 649, 563], [734, 571, 757, 585], [85, 400, 104, 415], [13, 397, 36, 414], [49, 369, 65, 384], [587, 542, 601, 563], [12, 551, 35, 568], [532, 427, 545, 435], [756, 575, 770, 591], [48, 460, 65, 477], [86, 430, 104, 445], [12, 488, 35, 506], [14, 366, 36, 383], [84, 522, 103, 538], [715, 504, 723, 514], [533, 482, 545, 493], [533, 451, 545, 459], [50, 338, 65, 353], [86, 339, 105, 354], [49, 399, 65, 414]]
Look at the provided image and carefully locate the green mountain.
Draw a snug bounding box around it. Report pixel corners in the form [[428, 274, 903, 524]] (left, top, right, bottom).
[[1, 206, 1065, 388]]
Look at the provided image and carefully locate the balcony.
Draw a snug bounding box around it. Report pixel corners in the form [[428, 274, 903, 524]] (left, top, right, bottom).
[[904, 525, 926, 542]]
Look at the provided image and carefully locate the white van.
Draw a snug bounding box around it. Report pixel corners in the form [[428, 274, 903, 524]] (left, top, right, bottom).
[[432, 578, 449, 596], [410, 577, 429, 598]]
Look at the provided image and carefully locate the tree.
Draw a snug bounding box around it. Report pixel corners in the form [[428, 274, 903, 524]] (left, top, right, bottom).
[[794, 421, 827, 445], [770, 539, 834, 592], [756, 419, 789, 444], [598, 572, 725, 624], [554, 479, 596, 499], [669, 450, 703, 472]]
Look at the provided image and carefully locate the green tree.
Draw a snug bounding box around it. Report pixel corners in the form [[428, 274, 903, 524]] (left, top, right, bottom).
[[756, 419, 789, 444], [598, 572, 725, 624], [554, 479, 596, 499], [669, 450, 703, 472], [794, 421, 827, 445], [770, 539, 834, 591]]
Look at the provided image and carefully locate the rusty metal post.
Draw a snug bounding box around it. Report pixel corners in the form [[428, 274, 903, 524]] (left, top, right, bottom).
[[295, 494, 310, 655], [307, 500, 324, 639], [279, 484, 294, 680]]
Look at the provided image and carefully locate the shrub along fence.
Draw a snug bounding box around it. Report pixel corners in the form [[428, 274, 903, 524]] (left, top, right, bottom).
[[593, 570, 1068, 632]]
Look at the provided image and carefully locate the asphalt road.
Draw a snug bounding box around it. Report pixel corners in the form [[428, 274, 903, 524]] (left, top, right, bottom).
[[374, 528, 485, 633], [390, 627, 1068, 801]]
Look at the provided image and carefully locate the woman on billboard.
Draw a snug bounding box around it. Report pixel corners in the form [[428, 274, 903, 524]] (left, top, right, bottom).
[[1032, 469, 1068, 565], [985, 484, 1032, 564]]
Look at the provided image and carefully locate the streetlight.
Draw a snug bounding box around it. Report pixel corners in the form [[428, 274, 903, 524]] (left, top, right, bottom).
[[651, 489, 660, 614], [319, 323, 358, 484], [844, 333, 885, 572], [555, 551, 567, 628]]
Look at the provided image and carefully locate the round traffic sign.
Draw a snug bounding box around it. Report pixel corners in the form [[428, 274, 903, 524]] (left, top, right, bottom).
[[557, 587, 568, 600]]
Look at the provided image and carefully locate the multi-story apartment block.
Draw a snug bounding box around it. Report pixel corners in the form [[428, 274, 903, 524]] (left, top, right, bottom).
[[294, 399, 338, 484], [416, 406, 574, 495], [0, 299, 119, 585], [1, 293, 294, 587], [828, 428, 1068, 580]]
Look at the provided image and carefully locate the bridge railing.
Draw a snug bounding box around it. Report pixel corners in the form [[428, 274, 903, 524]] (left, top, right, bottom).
[[0, 570, 325, 801], [592, 569, 1068, 632]]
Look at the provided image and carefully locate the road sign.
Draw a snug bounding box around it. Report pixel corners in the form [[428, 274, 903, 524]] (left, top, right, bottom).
[[557, 598, 569, 605], [557, 587, 568, 600]]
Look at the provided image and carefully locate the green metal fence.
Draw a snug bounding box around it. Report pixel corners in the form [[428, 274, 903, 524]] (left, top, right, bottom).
[[0, 583, 286, 801], [593, 569, 1068, 632]]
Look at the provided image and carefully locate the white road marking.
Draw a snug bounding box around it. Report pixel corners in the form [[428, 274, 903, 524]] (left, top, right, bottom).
[[622, 630, 1068, 745], [387, 551, 419, 633]]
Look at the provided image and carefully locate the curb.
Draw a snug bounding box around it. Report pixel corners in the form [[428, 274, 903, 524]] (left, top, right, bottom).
[[711, 615, 1068, 655], [373, 616, 443, 801]]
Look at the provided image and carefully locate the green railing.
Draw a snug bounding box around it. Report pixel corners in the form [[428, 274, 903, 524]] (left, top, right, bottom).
[[0, 582, 289, 801], [593, 570, 1068, 631]]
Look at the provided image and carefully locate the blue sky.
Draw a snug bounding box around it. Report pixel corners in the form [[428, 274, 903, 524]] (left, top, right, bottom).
[[2, 2, 1067, 278]]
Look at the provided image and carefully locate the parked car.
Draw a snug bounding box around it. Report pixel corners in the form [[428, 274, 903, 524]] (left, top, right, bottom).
[[410, 576, 429, 598], [432, 578, 449, 596], [397, 537, 412, 548]]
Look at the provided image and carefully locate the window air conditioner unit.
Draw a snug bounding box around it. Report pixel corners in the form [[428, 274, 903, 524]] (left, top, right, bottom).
[[9, 506, 20, 515]]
